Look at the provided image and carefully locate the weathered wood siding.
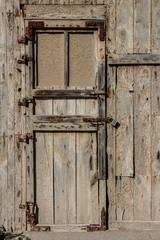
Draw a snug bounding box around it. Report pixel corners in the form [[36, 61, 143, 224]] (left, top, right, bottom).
[[0, 0, 160, 231]]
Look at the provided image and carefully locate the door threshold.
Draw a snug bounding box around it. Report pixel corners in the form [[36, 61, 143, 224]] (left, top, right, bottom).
[[35, 224, 95, 232]]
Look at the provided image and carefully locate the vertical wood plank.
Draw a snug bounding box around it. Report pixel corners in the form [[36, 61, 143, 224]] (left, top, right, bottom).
[[116, 0, 134, 54], [133, 66, 152, 220], [134, 0, 151, 53], [152, 0, 160, 54], [106, 0, 116, 222], [36, 133, 54, 224], [0, 0, 8, 230], [54, 132, 76, 224], [6, 0, 15, 230], [77, 132, 99, 224], [116, 67, 134, 177]]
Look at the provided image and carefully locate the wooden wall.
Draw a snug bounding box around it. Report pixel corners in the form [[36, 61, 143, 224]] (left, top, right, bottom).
[[0, 0, 160, 231]]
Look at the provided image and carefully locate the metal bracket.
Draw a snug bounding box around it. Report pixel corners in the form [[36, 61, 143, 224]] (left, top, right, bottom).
[[20, 202, 50, 231], [18, 133, 34, 144], [18, 98, 33, 107], [85, 207, 106, 231], [27, 21, 44, 41], [17, 56, 32, 66], [85, 21, 105, 41]]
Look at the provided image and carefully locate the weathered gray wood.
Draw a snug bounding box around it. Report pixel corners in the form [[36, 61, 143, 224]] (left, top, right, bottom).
[[23, 5, 106, 20], [152, 0, 160, 54], [33, 89, 105, 98], [36, 133, 54, 224], [116, 177, 133, 221], [109, 220, 160, 230], [54, 133, 76, 224], [133, 66, 152, 221], [134, 0, 151, 53], [77, 132, 99, 224], [116, 0, 133, 54], [116, 67, 133, 177], [108, 54, 160, 66], [151, 116, 160, 220]]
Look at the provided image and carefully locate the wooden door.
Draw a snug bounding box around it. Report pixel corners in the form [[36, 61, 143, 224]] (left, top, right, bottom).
[[25, 20, 106, 228]]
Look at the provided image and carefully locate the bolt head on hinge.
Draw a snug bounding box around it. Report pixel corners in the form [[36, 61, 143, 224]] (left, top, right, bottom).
[[18, 133, 34, 144], [17, 56, 32, 66]]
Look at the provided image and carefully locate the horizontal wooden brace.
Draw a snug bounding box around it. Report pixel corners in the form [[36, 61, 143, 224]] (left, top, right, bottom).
[[32, 89, 107, 99], [108, 54, 160, 66]]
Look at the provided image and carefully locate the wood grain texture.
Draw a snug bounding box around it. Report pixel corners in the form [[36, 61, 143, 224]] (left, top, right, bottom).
[[116, 67, 133, 177], [134, 0, 151, 53], [23, 5, 106, 20], [133, 66, 152, 221], [152, 0, 160, 54], [36, 133, 54, 224], [54, 133, 76, 224], [116, 0, 133, 54]]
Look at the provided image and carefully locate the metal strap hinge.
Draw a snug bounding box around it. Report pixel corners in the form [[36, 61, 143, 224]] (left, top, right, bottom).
[[18, 98, 33, 107]]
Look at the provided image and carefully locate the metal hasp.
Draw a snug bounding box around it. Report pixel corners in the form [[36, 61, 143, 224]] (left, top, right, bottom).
[[27, 21, 44, 40], [18, 133, 34, 144], [86, 207, 106, 231], [85, 21, 105, 41], [83, 117, 120, 129], [17, 56, 32, 66], [18, 98, 33, 107]]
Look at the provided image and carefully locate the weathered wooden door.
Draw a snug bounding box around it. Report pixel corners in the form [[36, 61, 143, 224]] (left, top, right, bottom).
[[23, 16, 106, 229]]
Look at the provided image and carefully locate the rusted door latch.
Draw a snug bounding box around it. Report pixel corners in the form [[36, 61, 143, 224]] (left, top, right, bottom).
[[17, 56, 32, 66], [18, 98, 33, 107], [83, 117, 120, 129], [18, 133, 34, 144]]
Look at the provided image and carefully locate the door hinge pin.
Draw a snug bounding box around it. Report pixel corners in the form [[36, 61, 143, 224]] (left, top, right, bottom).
[[18, 133, 34, 144], [17, 56, 32, 66], [18, 98, 33, 107], [18, 36, 28, 45]]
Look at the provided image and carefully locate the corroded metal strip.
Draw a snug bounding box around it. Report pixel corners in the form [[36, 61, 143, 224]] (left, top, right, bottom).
[[85, 21, 105, 41], [27, 21, 44, 40], [86, 207, 106, 231]]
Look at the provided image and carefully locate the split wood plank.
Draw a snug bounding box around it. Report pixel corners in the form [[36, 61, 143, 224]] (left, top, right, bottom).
[[108, 54, 160, 66], [23, 5, 106, 20], [115, 67, 134, 177], [36, 133, 54, 224], [54, 132, 76, 224]]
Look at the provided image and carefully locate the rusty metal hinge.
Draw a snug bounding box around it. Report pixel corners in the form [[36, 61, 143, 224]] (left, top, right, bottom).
[[18, 98, 33, 107], [85, 21, 105, 41], [18, 133, 34, 144], [18, 36, 28, 45], [17, 56, 32, 66]]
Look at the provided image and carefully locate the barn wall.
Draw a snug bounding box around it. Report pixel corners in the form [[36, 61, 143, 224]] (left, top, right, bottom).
[[0, 0, 160, 231]]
